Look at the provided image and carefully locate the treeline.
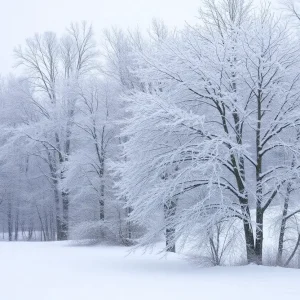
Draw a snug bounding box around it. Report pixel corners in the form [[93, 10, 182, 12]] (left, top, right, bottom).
[[1, 0, 300, 268]]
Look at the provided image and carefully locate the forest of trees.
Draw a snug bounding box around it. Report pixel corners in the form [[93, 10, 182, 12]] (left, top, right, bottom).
[[2, 0, 300, 268]]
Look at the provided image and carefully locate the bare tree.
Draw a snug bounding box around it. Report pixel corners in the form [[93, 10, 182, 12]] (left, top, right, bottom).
[[14, 22, 99, 240]]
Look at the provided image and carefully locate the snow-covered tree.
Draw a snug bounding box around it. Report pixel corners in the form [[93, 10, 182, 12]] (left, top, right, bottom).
[[116, 1, 300, 264], [13, 22, 99, 240]]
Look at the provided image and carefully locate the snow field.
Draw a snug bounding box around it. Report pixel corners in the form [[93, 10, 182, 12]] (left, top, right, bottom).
[[1, 242, 300, 300]]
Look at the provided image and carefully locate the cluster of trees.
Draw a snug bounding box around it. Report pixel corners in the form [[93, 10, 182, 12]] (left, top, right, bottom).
[[0, 23, 130, 244], [1, 0, 300, 267]]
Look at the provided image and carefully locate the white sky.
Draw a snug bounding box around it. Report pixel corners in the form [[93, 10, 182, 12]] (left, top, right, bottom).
[[0, 0, 202, 75]]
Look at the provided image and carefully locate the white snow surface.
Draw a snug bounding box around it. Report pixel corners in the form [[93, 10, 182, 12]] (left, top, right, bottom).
[[1, 242, 300, 300]]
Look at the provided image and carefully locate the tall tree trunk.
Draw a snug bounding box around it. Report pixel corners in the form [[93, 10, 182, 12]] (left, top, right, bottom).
[[36, 205, 46, 241], [47, 148, 63, 241], [54, 181, 62, 240], [61, 191, 69, 240], [28, 222, 34, 241], [49, 208, 55, 241], [231, 41, 256, 264], [7, 198, 13, 242], [242, 205, 256, 263], [99, 183, 105, 221], [95, 124, 106, 222], [14, 212, 19, 241], [126, 205, 133, 241], [254, 85, 263, 265], [255, 207, 263, 264], [231, 152, 255, 262], [219, 93, 255, 263], [277, 183, 292, 265], [164, 199, 177, 253], [44, 211, 50, 241], [60, 105, 74, 241]]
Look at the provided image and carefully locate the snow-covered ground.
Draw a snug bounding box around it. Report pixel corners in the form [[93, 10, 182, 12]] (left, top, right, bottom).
[[1, 242, 300, 300]]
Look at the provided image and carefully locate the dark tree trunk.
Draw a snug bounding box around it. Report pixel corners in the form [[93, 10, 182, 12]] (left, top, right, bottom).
[[231, 46, 255, 263], [49, 208, 55, 241], [61, 191, 69, 240], [14, 208, 19, 241], [126, 205, 133, 241], [255, 86, 263, 265], [277, 183, 292, 266], [44, 211, 50, 241], [164, 199, 177, 253], [255, 158, 263, 264], [232, 159, 255, 263], [36, 205, 46, 241], [95, 124, 106, 222], [54, 184, 62, 240], [60, 107, 73, 241], [242, 206, 256, 263], [28, 221, 34, 241], [7, 199, 13, 242], [47, 149, 63, 241], [219, 99, 255, 263], [255, 208, 263, 264], [99, 183, 105, 221]]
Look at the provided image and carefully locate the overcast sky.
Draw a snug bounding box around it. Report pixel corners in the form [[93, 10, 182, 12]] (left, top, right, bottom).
[[0, 0, 204, 74]]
